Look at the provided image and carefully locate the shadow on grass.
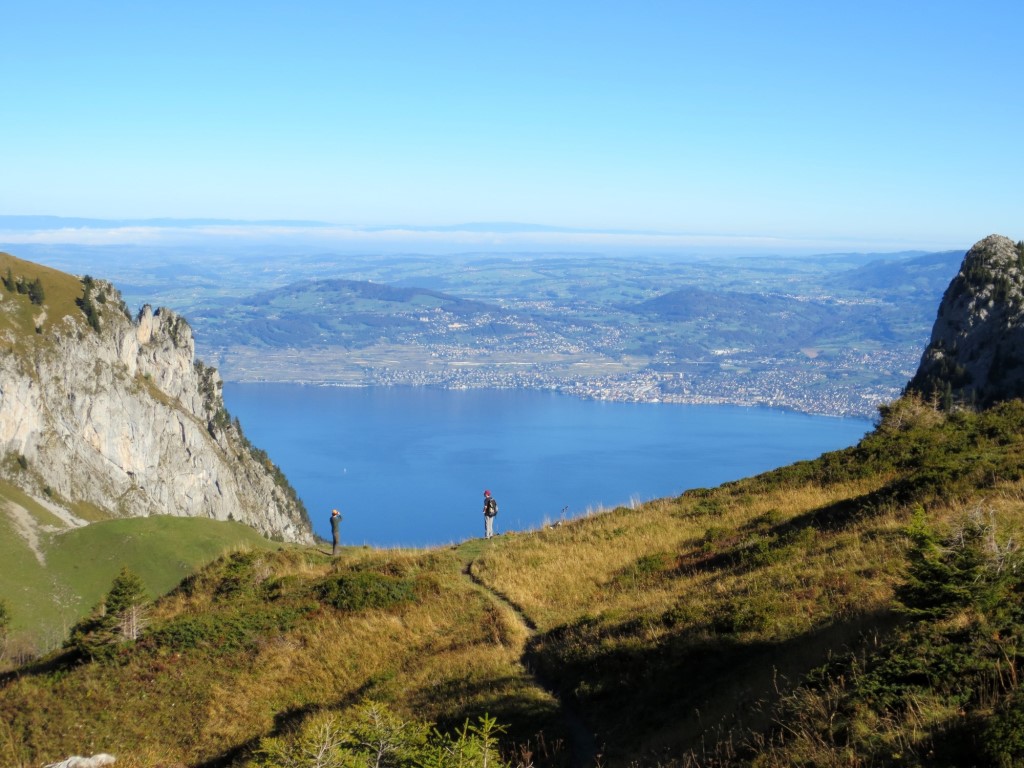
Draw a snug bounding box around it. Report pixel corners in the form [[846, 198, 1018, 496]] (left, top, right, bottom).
[[415, 673, 569, 761], [192, 680, 382, 768], [525, 608, 901, 765], [780, 486, 899, 533], [673, 486, 901, 579], [0, 648, 84, 685]]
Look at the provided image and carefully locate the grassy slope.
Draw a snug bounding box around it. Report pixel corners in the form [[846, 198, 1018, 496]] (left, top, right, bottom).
[[472, 397, 1024, 763], [0, 483, 57, 636], [0, 250, 85, 340], [1, 546, 555, 768], [470, 476, 905, 763], [0, 504, 281, 643], [47, 516, 283, 606], [3, 396, 1024, 767]]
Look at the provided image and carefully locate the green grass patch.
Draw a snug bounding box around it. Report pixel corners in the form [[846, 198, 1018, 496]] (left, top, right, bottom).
[[0, 514, 282, 646], [47, 516, 281, 606], [0, 478, 63, 528], [314, 570, 419, 612], [0, 251, 91, 339], [0, 501, 56, 637]]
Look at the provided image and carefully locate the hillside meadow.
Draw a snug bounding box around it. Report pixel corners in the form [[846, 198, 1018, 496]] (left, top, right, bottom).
[[4, 395, 1024, 766], [0, 501, 283, 653]]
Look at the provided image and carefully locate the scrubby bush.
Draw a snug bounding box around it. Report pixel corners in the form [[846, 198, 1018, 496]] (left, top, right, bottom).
[[250, 701, 509, 768], [761, 508, 1024, 764], [711, 594, 775, 634], [147, 606, 305, 655], [314, 572, 418, 613], [610, 552, 672, 590]]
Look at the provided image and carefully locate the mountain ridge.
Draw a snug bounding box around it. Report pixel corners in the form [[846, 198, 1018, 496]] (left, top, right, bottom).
[[0, 251, 312, 546]]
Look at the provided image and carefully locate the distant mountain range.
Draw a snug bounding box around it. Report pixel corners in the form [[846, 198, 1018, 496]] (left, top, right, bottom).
[[0, 215, 332, 230], [0, 230, 970, 416], [176, 247, 966, 416]]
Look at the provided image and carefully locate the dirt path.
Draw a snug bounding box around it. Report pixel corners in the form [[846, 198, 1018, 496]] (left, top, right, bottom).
[[462, 561, 599, 768], [3, 497, 86, 566], [4, 501, 47, 565]]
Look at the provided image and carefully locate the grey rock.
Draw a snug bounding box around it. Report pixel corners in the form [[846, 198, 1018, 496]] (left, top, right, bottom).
[[908, 234, 1024, 409], [0, 278, 312, 543]]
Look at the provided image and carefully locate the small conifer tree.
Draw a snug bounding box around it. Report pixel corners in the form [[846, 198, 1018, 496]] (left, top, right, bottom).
[[0, 598, 10, 662], [106, 566, 150, 641], [67, 566, 150, 660], [76, 276, 102, 332], [27, 277, 45, 305]]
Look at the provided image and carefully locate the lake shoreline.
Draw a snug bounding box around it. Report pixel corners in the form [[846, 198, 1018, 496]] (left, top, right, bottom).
[[223, 384, 873, 548]]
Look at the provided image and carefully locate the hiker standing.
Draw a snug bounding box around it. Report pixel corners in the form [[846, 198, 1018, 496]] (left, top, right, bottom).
[[330, 508, 343, 555], [483, 490, 497, 539]]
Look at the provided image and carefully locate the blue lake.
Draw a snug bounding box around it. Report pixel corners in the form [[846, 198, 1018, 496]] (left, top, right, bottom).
[[222, 384, 873, 548]]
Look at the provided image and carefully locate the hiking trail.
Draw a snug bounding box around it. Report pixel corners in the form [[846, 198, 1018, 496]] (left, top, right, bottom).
[[462, 558, 599, 768]]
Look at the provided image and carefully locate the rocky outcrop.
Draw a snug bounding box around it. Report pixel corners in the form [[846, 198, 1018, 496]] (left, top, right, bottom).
[[0, 260, 313, 543], [907, 234, 1024, 409]]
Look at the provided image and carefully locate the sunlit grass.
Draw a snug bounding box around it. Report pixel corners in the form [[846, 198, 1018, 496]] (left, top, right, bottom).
[[469, 475, 898, 633]]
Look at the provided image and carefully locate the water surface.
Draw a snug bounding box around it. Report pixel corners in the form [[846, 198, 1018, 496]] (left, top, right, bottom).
[[223, 384, 873, 547]]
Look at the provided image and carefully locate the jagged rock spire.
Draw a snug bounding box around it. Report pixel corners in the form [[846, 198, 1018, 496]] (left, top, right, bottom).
[[0, 254, 313, 543], [907, 234, 1024, 409]]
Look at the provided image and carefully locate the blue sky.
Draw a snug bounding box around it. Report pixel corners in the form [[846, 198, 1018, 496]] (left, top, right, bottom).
[[2, 1, 1021, 251]]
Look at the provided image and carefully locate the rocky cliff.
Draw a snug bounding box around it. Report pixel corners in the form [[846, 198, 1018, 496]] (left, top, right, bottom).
[[0, 252, 313, 543], [907, 234, 1024, 409]]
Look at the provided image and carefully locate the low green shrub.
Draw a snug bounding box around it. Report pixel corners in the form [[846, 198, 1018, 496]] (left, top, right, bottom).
[[610, 552, 672, 590], [314, 572, 418, 613], [711, 594, 776, 634], [148, 606, 304, 655], [248, 700, 508, 768]]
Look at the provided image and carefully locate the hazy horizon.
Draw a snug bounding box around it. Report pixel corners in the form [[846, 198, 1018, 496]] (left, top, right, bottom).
[[0, 214, 973, 257]]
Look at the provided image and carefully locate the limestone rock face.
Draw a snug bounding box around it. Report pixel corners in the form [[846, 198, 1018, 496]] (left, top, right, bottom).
[[907, 234, 1024, 409], [0, 275, 313, 544]]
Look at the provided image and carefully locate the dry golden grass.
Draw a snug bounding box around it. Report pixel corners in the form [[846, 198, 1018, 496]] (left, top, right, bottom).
[[458, 468, 979, 764], [0, 545, 553, 768], [0, 250, 93, 340], [470, 475, 899, 635]]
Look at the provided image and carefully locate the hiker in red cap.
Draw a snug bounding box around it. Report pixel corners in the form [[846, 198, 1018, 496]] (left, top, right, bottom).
[[483, 489, 498, 539]]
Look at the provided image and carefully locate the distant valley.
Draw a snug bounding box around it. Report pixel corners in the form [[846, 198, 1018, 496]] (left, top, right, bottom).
[[10, 243, 966, 417]]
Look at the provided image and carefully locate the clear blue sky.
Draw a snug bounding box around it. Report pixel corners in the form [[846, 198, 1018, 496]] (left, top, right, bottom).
[[2, 1, 1021, 249]]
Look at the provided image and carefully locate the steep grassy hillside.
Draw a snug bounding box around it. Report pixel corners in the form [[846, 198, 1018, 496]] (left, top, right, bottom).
[[4, 395, 1024, 767], [1, 545, 556, 768], [473, 395, 1024, 764], [0, 503, 283, 653], [0, 250, 93, 338]]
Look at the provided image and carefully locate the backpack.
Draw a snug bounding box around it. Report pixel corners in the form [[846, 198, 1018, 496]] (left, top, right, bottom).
[[486, 497, 498, 517]]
